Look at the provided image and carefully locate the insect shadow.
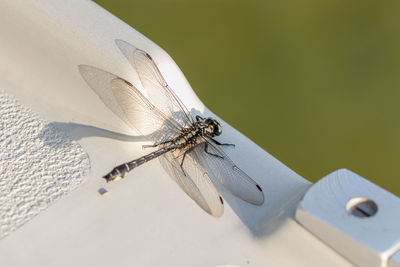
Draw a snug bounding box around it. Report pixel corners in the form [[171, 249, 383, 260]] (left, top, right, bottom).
[[40, 121, 148, 144], [40, 108, 195, 144]]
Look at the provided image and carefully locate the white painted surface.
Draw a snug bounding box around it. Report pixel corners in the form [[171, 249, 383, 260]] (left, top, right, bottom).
[[296, 169, 400, 267], [0, 0, 352, 266]]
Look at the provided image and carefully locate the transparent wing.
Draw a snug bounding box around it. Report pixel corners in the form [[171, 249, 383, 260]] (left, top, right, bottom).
[[160, 148, 224, 217], [115, 39, 194, 129], [79, 65, 182, 143], [194, 139, 265, 205]]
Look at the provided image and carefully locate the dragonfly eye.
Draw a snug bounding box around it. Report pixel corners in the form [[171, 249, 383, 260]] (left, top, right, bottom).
[[215, 125, 222, 136], [212, 120, 222, 136]]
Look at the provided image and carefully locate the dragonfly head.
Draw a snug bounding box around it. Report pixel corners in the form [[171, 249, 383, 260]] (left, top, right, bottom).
[[205, 117, 222, 137]]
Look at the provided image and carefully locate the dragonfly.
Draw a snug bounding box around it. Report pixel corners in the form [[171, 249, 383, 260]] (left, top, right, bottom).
[[79, 39, 264, 217]]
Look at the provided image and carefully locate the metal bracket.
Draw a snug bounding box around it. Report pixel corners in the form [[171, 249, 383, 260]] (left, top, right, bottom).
[[295, 169, 400, 267]]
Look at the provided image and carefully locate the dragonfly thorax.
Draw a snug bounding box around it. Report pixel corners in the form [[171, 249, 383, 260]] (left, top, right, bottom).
[[175, 117, 222, 146]]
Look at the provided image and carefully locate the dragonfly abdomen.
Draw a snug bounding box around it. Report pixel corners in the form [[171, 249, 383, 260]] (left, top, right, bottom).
[[103, 145, 176, 182], [127, 145, 175, 170]]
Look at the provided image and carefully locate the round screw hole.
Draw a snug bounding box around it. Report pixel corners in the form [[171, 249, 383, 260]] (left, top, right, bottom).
[[346, 198, 378, 218]]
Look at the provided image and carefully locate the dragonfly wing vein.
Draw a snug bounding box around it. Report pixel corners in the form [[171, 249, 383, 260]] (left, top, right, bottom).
[[160, 149, 224, 217], [79, 65, 181, 143], [110, 78, 182, 142], [115, 39, 194, 129], [194, 139, 265, 205]]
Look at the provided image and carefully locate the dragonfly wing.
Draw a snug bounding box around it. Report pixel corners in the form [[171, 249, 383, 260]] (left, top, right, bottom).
[[115, 39, 194, 129], [160, 149, 224, 217], [195, 139, 265, 205], [79, 65, 181, 142]]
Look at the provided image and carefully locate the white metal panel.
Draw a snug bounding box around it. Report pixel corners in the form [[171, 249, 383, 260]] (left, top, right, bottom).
[[296, 169, 400, 267]]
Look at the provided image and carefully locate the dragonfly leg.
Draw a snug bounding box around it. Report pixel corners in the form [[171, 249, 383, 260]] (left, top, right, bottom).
[[195, 115, 204, 121], [204, 143, 224, 159], [180, 148, 194, 176], [210, 138, 235, 147]]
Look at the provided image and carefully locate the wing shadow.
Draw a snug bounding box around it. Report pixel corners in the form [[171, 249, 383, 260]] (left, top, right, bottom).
[[41, 122, 148, 143]]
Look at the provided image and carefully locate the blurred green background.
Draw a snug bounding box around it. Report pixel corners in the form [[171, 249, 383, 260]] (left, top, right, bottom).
[[94, 0, 400, 195]]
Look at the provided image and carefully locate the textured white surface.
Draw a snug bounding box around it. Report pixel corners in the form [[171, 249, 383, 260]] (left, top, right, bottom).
[[0, 90, 90, 239]]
